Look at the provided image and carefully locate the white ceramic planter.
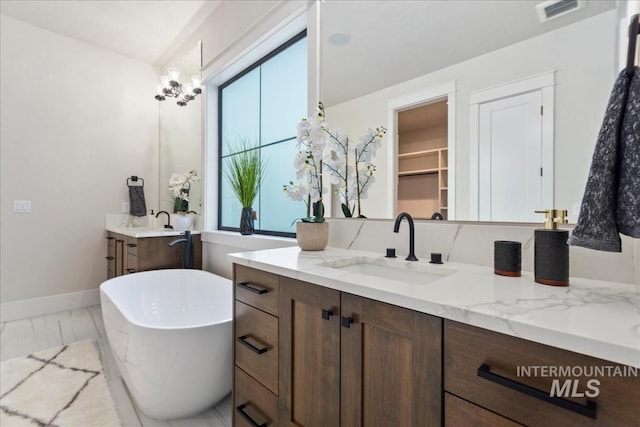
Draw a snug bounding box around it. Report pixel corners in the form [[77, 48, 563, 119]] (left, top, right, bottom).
[[171, 212, 193, 231], [296, 221, 329, 251]]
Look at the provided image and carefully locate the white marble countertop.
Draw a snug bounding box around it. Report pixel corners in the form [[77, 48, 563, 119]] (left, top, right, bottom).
[[106, 225, 202, 238], [229, 246, 640, 368]]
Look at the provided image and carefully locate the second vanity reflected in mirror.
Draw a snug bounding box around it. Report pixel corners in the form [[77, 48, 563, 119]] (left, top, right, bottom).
[[159, 41, 203, 214], [321, 0, 621, 222]]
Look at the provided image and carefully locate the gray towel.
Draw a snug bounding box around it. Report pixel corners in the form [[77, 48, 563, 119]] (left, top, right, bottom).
[[129, 186, 147, 217], [568, 67, 640, 251], [616, 67, 640, 237]]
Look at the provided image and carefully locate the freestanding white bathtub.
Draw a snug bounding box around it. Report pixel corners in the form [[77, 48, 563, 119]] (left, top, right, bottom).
[[100, 269, 232, 420]]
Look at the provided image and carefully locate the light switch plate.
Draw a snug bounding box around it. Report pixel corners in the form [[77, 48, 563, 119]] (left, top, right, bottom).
[[13, 200, 32, 213]]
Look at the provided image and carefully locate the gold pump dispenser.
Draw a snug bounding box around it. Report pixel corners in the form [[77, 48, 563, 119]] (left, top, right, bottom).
[[534, 209, 569, 286], [535, 209, 568, 230]]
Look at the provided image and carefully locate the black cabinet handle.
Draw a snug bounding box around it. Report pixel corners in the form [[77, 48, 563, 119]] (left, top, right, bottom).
[[236, 403, 267, 427], [341, 316, 354, 328], [106, 236, 115, 240], [477, 364, 597, 419], [105, 256, 115, 260], [238, 282, 269, 295], [126, 243, 137, 248], [126, 268, 136, 274], [237, 335, 268, 355], [322, 309, 334, 320]]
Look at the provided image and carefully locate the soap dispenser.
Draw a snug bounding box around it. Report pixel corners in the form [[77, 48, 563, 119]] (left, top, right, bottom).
[[534, 209, 569, 286]]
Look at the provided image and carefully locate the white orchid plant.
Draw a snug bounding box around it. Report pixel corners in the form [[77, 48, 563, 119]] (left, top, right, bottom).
[[169, 170, 199, 212], [284, 102, 386, 220], [283, 105, 328, 222], [320, 102, 386, 217]]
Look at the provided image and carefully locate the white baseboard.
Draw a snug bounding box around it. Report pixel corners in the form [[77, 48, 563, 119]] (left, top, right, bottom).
[[1, 289, 100, 322]]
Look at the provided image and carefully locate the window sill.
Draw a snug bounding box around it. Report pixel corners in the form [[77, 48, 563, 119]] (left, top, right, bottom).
[[202, 230, 297, 251]]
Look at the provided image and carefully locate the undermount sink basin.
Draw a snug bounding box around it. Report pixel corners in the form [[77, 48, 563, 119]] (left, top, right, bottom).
[[323, 257, 456, 285]]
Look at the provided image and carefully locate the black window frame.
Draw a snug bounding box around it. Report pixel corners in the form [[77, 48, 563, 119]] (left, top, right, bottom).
[[217, 29, 307, 238]]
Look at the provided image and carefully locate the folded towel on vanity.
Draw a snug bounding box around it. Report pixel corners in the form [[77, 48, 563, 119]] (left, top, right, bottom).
[[129, 185, 147, 217], [568, 67, 640, 252]]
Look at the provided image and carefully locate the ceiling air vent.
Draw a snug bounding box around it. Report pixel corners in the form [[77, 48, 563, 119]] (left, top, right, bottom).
[[536, 0, 585, 23]]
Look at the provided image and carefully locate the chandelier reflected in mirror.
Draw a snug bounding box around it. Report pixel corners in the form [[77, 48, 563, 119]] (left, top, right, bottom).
[[154, 68, 203, 106]]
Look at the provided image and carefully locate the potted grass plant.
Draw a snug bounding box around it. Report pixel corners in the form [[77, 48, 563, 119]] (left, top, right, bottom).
[[223, 140, 266, 235]]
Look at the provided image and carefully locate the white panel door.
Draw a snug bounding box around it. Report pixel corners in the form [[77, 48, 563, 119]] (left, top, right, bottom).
[[478, 91, 542, 222]]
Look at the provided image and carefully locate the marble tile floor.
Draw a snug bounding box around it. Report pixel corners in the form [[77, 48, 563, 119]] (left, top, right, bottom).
[[0, 305, 231, 427]]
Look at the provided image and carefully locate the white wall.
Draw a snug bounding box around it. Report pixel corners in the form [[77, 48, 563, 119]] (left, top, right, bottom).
[[327, 219, 640, 286], [0, 15, 159, 303], [325, 10, 617, 221]]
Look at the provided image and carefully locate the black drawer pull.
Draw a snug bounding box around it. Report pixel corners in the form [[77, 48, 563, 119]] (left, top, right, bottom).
[[238, 282, 269, 295], [126, 268, 136, 274], [236, 403, 267, 427], [322, 309, 334, 320], [341, 316, 354, 328], [237, 335, 268, 355], [126, 243, 137, 248], [106, 236, 115, 240], [477, 364, 597, 419], [105, 256, 115, 260]]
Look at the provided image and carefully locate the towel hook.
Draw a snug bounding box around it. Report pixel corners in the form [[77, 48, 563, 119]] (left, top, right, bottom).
[[626, 14, 639, 77]]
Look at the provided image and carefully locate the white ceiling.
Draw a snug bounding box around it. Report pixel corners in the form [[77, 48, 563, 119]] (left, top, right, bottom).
[[0, 0, 220, 66], [322, 0, 617, 106], [1, 0, 618, 100]]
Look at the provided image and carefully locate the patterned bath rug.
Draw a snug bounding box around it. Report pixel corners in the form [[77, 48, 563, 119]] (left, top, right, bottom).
[[0, 340, 121, 426]]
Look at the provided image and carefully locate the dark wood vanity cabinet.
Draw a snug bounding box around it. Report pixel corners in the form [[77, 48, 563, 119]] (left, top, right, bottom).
[[233, 264, 639, 427], [232, 265, 442, 427], [105, 231, 202, 277]]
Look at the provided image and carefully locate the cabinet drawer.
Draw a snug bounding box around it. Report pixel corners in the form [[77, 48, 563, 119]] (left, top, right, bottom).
[[234, 265, 279, 316], [234, 367, 277, 427], [445, 393, 522, 427], [126, 237, 138, 256], [444, 320, 640, 426], [126, 253, 137, 274], [235, 301, 278, 394]]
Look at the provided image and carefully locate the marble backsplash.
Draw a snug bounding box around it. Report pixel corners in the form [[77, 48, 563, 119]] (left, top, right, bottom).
[[327, 219, 640, 285]]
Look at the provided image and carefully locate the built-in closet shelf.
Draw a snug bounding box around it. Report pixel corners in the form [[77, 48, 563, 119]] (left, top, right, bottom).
[[398, 147, 447, 159], [398, 168, 440, 176], [397, 101, 449, 220]]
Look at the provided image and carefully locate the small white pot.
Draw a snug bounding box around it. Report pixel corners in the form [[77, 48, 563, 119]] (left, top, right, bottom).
[[171, 212, 193, 231], [296, 221, 329, 251]]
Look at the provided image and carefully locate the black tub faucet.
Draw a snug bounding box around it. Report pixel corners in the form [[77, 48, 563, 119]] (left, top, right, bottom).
[[168, 231, 194, 269], [394, 212, 418, 261], [156, 210, 172, 229]]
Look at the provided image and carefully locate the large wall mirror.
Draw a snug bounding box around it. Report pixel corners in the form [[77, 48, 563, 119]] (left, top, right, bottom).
[[321, 0, 621, 222], [159, 41, 203, 214]]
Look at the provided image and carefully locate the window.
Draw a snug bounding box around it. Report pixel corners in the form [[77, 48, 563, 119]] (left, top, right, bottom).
[[218, 31, 307, 236]]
